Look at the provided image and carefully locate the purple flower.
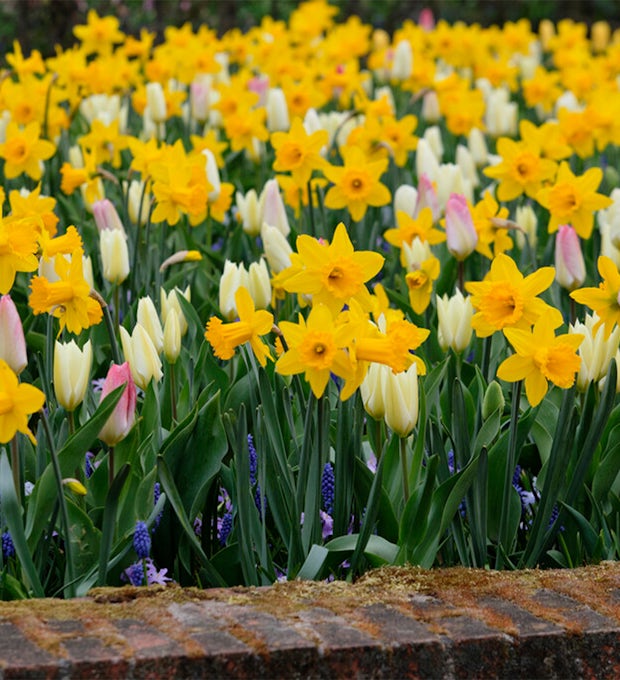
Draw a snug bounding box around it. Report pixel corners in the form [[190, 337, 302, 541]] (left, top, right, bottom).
[[219, 511, 233, 545], [153, 482, 163, 531], [321, 463, 334, 515], [133, 521, 151, 559], [122, 558, 171, 586], [248, 434, 258, 486], [2, 531, 15, 560]]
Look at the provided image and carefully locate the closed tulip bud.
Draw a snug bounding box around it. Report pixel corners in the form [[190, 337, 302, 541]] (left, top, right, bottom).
[[416, 138, 440, 184], [98, 362, 137, 446], [248, 74, 270, 107], [394, 184, 418, 219], [599, 187, 620, 249], [63, 478, 87, 495], [80, 177, 105, 213], [421, 90, 441, 123], [82, 255, 95, 289], [436, 164, 472, 211], [414, 173, 440, 221], [467, 127, 489, 167], [145, 81, 167, 123], [592, 21, 610, 52], [422, 125, 443, 162], [54, 339, 92, 411], [190, 74, 211, 122], [391, 39, 413, 81], [248, 260, 272, 310], [125, 179, 150, 226], [484, 88, 517, 137], [445, 193, 478, 260], [120, 324, 163, 390], [202, 148, 221, 201], [539, 19, 555, 50], [570, 313, 620, 391], [160, 286, 190, 336], [236, 189, 262, 236], [266, 87, 290, 132], [100, 229, 130, 284], [92, 199, 126, 234], [599, 219, 620, 269], [555, 91, 580, 115], [219, 260, 249, 320], [261, 223, 293, 274], [137, 296, 164, 354], [456, 144, 479, 188], [401, 236, 433, 271], [515, 204, 538, 251], [482, 381, 505, 420], [436, 289, 474, 352], [163, 308, 182, 364], [360, 362, 387, 421], [383, 363, 419, 438], [261, 179, 290, 237], [0, 295, 27, 374], [555, 225, 585, 291]]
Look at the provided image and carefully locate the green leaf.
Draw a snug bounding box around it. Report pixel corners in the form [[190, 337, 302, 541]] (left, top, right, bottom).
[[97, 463, 131, 586], [297, 545, 329, 581]]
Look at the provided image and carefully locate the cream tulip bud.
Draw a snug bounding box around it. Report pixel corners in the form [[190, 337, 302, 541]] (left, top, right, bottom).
[[219, 260, 249, 320], [160, 286, 190, 336], [436, 164, 472, 211], [400, 237, 433, 271], [137, 296, 164, 354], [436, 289, 474, 353], [467, 127, 489, 167], [555, 225, 585, 291], [515, 204, 538, 251], [190, 74, 211, 123], [383, 363, 419, 438], [570, 313, 620, 391], [125, 179, 150, 226], [416, 138, 440, 184], [261, 179, 290, 237], [261, 223, 293, 274], [266, 87, 290, 132], [391, 39, 413, 81], [248, 260, 272, 310], [422, 125, 443, 162], [100, 229, 130, 284], [236, 189, 262, 237], [98, 362, 137, 446], [92, 199, 126, 234], [146, 81, 167, 123], [445, 193, 478, 260], [120, 324, 163, 391], [599, 187, 620, 249], [599, 219, 620, 269], [484, 88, 517, 137], [0, 295, 27, 375], [202, 148, 221, 202], [421, 91, 441, 123], [54, 339, 92, 411], [360, 362, 387, 421], [394, 184, 418, 219], [163, 308, 182, 364], [456, 144, 479, 188], [82, 255, 95, 289]]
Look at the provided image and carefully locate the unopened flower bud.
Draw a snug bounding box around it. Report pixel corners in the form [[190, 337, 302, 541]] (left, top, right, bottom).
[[202, 148, 221, 201], [0, 295, 27, 374], [54, 339, 92, 411], [236, 189, 262, 236], [137, 296, 164, 354], [248, 260, 271, 310], [126, 179, 150, 227], [92, 199, 126, 234], [163, 308, 182, 364], [423, 125, 443, 162], [482, 380, 505, 420], [161, 286, 191, 336], [436, 289, 474, 352], [414, 173, 440, 221], [100, 229, 130, 284], [63, 478, 87, 495], [219, 260, 249, 320], [383, 363, 419, 437], [261, 223, 293, 274], [416, 138, 440, 183], [515, 204, 538, 251], [266, 87, 290, 132], [98, 362, 137, 446], [467, 127, 489, 167], [394, 184, 418, 219], [146, 81, 167, 123], [261, 178, 290, 237], [120, 324, 163, 390], [421, 91, 441, 123], [555, 224, 585, 291], [444, 193, 478, 260], [391, 39, 413, 81]]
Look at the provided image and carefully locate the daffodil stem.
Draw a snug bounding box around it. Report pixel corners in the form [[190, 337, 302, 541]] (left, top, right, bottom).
[[10, 438, 21, 506], [400, 436, 410, 504], [481, 335, 492, 384], [496, 379, 522, 570], [39, 408, 76, 597], [306, 179, 316, 237], [101, 303, 122, 366]]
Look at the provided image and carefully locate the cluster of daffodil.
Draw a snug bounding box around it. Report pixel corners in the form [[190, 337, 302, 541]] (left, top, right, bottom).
[[2, 2, 620, 593]]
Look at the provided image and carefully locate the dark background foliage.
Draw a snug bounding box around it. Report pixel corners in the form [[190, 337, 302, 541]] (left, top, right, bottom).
[[2, 0, 620, 58]]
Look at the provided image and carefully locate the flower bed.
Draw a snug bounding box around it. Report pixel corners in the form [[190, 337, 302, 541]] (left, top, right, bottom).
[[0, 3, 619, 598]]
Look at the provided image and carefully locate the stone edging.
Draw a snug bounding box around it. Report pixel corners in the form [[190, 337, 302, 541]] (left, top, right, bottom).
[[0, 562, 619, 678]]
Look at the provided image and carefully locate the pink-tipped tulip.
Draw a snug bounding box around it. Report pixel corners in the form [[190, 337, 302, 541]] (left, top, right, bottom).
[[92, 199, 126, 234], [0, 295, 27, 375], [414, 173, 440, 222], [555, 224, 586, 291], [445, 193, 478, 261], [98, 362, 137, 446]]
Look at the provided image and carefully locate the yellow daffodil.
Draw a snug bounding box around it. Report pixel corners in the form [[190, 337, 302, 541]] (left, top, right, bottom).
[[405, 254, 441, 315], [383, 207, 445, 249], [276, 304, 355, 399], [0, 121, 55, 181], [497, 316, 583, 407], [0, 215, 40, 295], [29, 249, 103, 335], [465, 253, 562, 337], [0, 359, 45, 445], [323, 146, 391, 222], [205, 287, 274, 367], [281, 222, 384, 315], [271, 117, 328, 186], [570, 256, 620, 339], [536, 161, 612, 239]]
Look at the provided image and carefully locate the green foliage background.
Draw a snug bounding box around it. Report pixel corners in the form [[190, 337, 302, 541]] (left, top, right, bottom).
[[3, 0, 620, 59]]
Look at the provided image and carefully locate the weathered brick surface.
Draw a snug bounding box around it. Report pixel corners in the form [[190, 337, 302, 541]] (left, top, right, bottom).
[[0, 563, 619, 679]]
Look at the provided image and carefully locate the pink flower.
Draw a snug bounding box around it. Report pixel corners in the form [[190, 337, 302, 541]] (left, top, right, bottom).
[[0, 295, 27, 374], [92, 199, 126, 234], [415, 173, 440, 222], [98, 362, 137, 446], [445, 193, 478, 261], [555, 224, 585, 291], [419, 8, 435, 31]]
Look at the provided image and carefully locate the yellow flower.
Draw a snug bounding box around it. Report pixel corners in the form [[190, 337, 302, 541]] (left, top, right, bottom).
[[8, 184, 59, 238], [536, 161, 612, 239], [465, 253, 562, 337], [271, 117, 328, 186], [29, 249, 103, 335], [0, 215, 40, 294], [73, 9, 125, 55], [0, 359, 45, 445], [405, 254, 441, 315], [570, 256, 620, 339], [497, 316, 583, 407], [383, 207, 445, 249], [205, 287, 274, 367], [470, 192, 512, 259], [0, 121, 55, 181], [224, 107, 269, 158], [483, 136, 557, 202], [282, 222, 384, 315], [323, 146, 391, 222], [276, 304, 355, 399]]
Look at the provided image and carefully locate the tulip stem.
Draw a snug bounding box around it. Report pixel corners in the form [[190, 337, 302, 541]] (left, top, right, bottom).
[[569, 297, 576, 326], [169, 361, 177, 423], [108, 446, 115, 489], [457, 260, 465, 293], [400, 436, 410, 504], [99, 298, 122, 366], [10, 438, 21, 506]]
